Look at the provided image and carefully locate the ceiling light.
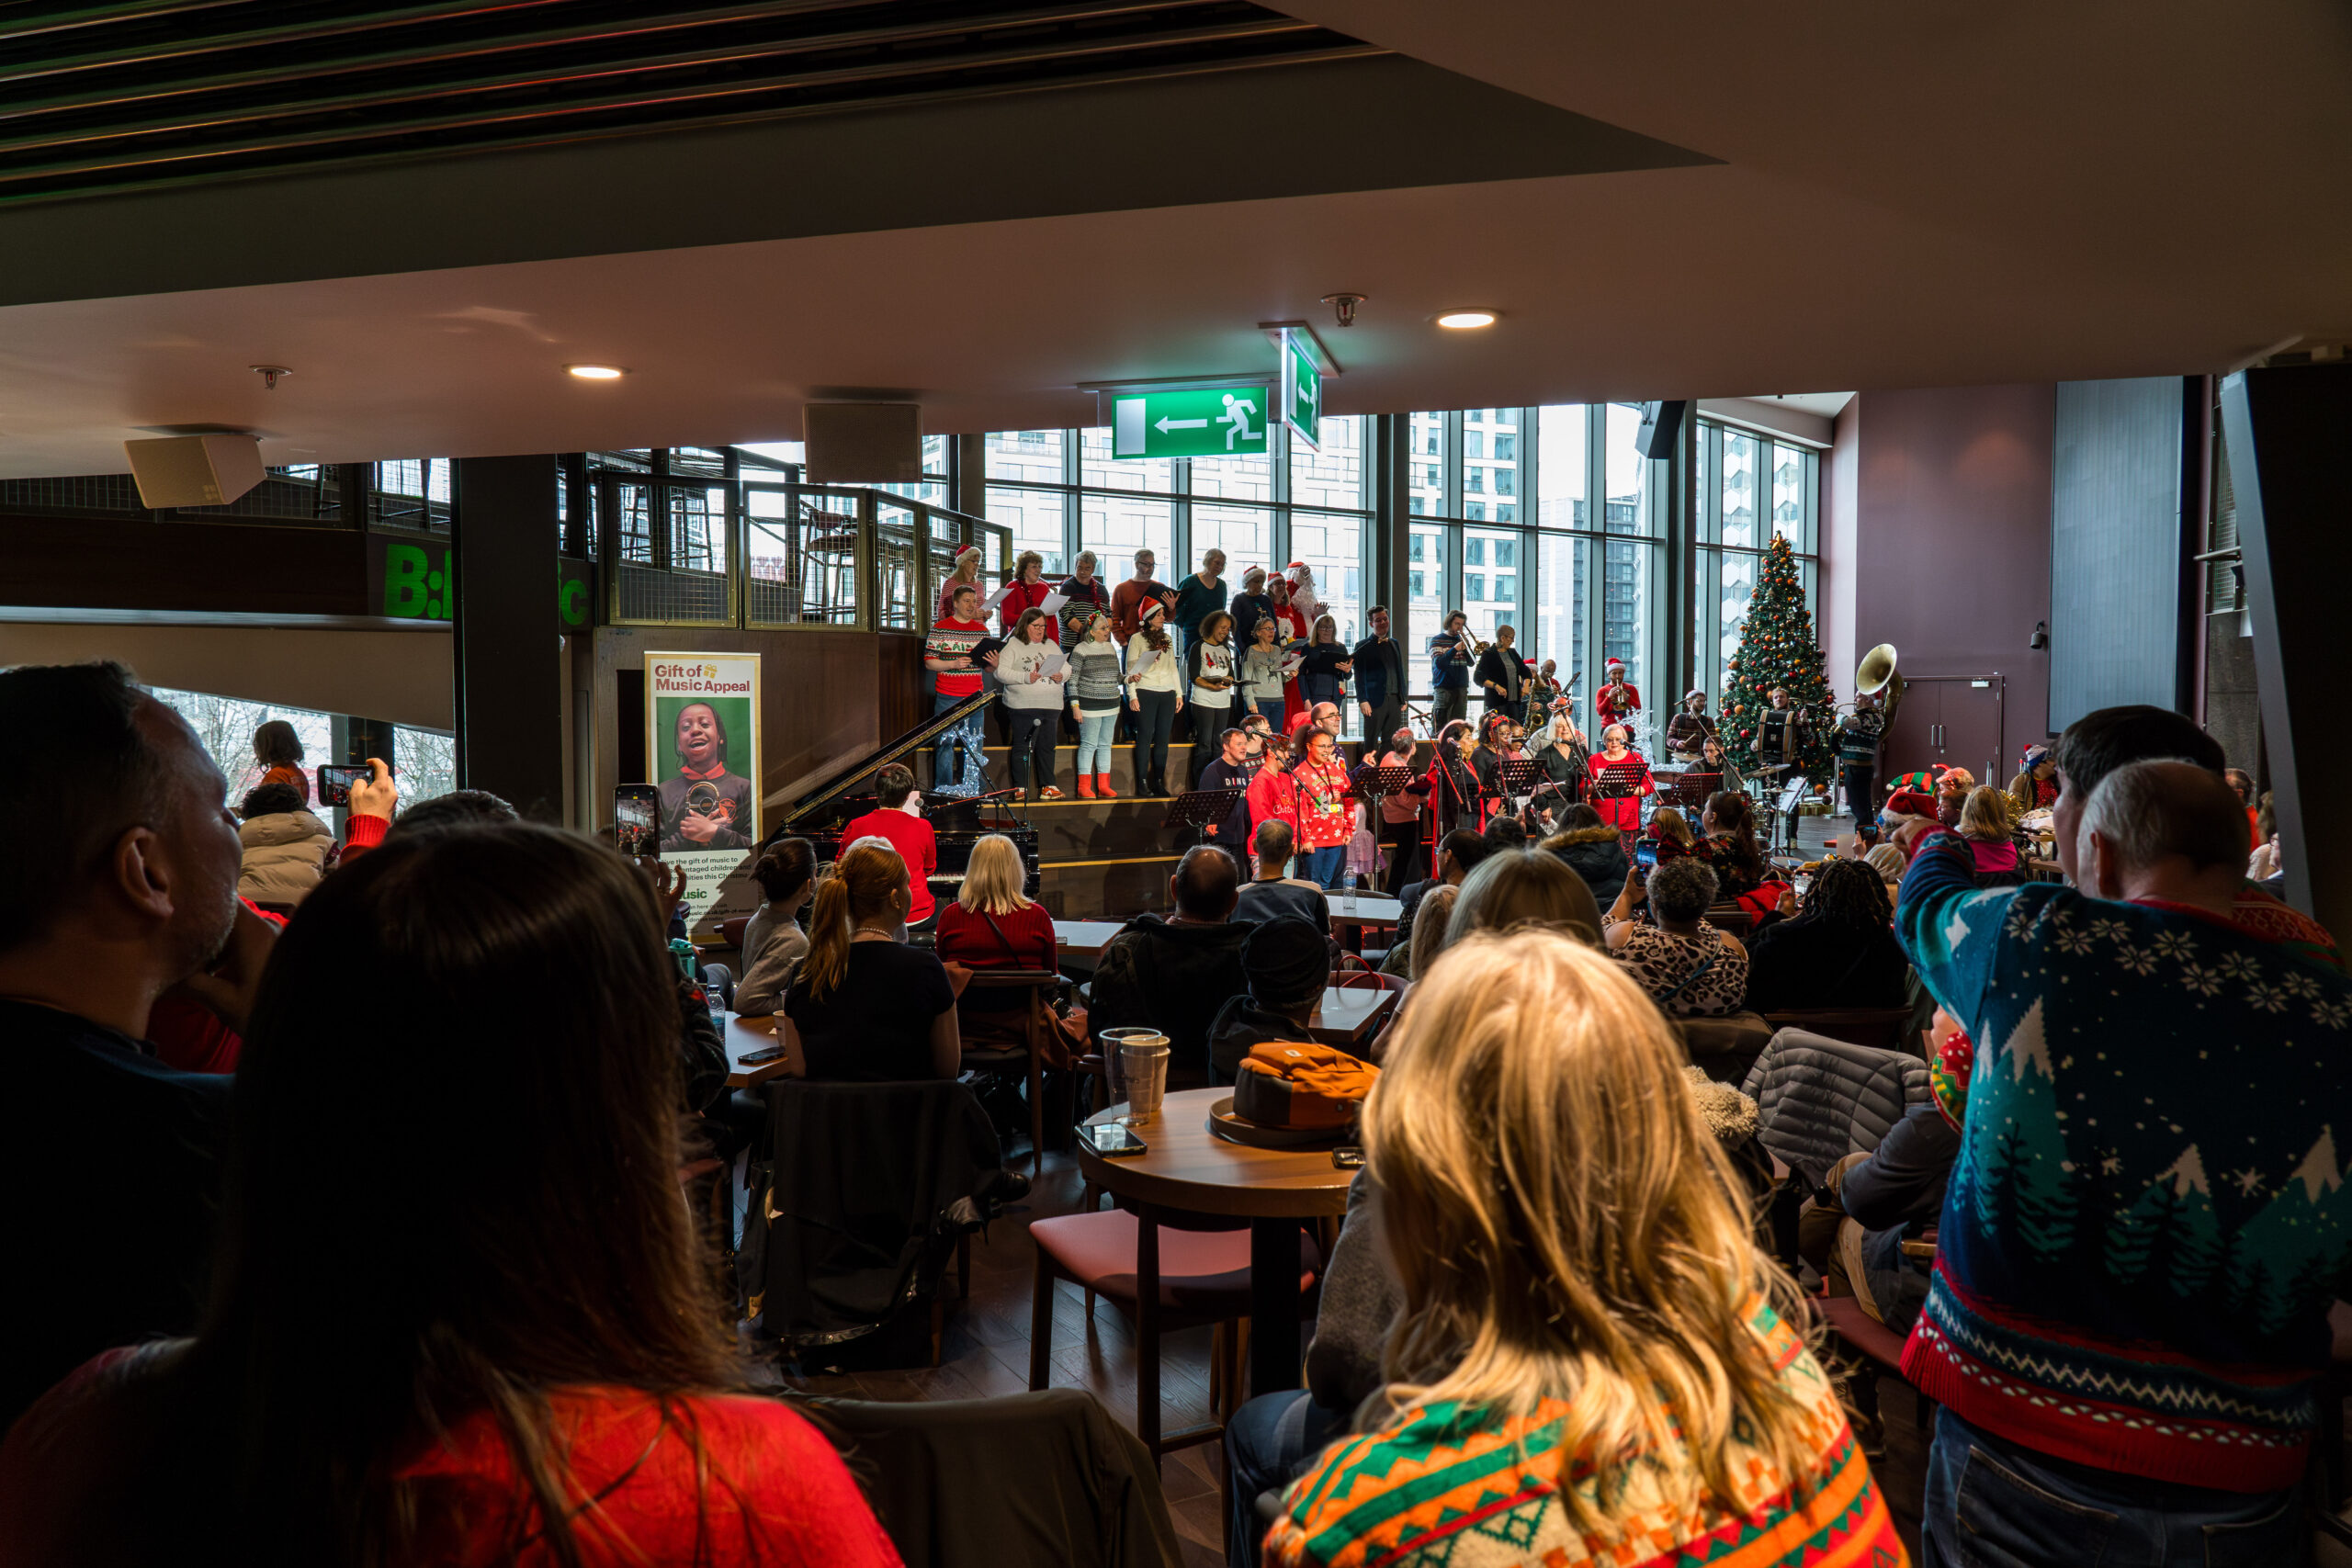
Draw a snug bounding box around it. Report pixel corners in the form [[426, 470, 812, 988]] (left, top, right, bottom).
[[1435, 310, 1497, 330], [566, 364, 627, 380]]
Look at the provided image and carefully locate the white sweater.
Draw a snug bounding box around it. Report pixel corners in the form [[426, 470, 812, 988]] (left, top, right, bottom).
[[1125, 633, 1182, 694], [994, 638, 1069, 709]]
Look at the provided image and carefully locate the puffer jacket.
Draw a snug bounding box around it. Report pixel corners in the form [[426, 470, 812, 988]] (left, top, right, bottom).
[[1738, 1030, 1928, 1185], [1542, 825, 1627, 908], [238, 810, 334, 904]]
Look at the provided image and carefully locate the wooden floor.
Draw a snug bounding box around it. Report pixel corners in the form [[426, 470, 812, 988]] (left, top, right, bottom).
[[745, 1140, 1931, 1565]]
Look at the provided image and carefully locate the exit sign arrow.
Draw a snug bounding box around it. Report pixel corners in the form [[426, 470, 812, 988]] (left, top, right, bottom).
[[1156, 415, 1208, 433]]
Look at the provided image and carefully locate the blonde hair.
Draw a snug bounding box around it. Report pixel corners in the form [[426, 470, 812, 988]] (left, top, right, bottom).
[[957, 833, 1032, 917], [1447, 849, 1601, 947], [1366, 931, 1821, 1536], [803, 842, 909, 999], [1864, 842, 1907, 883], [1408, 885, 1459, 981], [1311, 613, 1338, 645], [1958, 784, 2012, 840], [1650, 807, 1695, 852]]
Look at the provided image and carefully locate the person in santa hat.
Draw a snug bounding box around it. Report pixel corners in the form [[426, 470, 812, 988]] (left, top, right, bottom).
[[1283, 560, 1326, 627], [1595, 659, 1641, 728], [1266, 574, 1311, 734], [935, 543, 985, 624]]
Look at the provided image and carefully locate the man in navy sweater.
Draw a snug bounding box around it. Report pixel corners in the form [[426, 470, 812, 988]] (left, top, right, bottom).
[[1350, 605, 1406, 748]]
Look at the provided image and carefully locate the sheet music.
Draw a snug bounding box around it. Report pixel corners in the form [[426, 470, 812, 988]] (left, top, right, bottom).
[[1038, 591, 1068, 615], [981, 581, 1014, 613]]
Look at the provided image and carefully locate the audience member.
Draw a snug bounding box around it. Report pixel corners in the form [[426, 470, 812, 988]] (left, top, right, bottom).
[[1389, 827, 1489, 967], [1087, 846, 1249, 1084], [1065, 609, 1125, 798], [1125, 598, 1182, 798], [1235, 820, 1330, 930], [1445, 847, 1601, 946], [1603, 858, 1747, 1016], [1227, 565, 1275, 647], [997, 548, 1053, 634], [1193, 728, 1255, 855], [1931, 765, 1973, 828], [1205, 917, 1331, 1080], [2224, 764, 2261, 850], [1894, 754, 2350, 1564], [1955, 783, 2023, 885], [1541, 801, 1628, 909], [1171, 548, 1228, 656], [995, 606, 1068, 803], [2248, 790, 2280, 883], [1403, 884, 1459, 982], [0, 663, 270, 1428], [1863, 840, 1908, 896], [1480, 814, 1528, 852], [0, 822, 897, 1566], [1056, 549, 1107, 648], [386, 788, 518, 835], [251, 718, 309, 803], [837, 762, 941, 931], [1185, 609, 1239, 773], [1649, 804, 1697, 856], [233, 782, 332, 905], [1109, 547, 1175, 645], [778, 842, 958, 1082], [1262, 930, 1900, 1568], [934, 833, 1055, 1053], [924, 581, 993, 796], [1741, 857, 1908, 1013], [1697, 789, 1767, 898], [1288, 728, 1353, 891], [732, 837, 815, 1017], [2007, 742, 2057, 814]]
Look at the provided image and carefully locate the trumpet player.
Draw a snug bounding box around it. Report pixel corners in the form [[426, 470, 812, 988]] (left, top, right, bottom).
[[1427, 609, 1475, 732], [1835, 689, 1884, 820]]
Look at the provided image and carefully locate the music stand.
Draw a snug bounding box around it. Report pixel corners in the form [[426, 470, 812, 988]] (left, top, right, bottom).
[[1351, 763, 1420, 801], [1495, 758, 1540, 799], [1162, 787, 1246, 836], [1594, 760, 1650, 828], [1768, 775, 1810, 856], [1668, 770, 1722, 810]]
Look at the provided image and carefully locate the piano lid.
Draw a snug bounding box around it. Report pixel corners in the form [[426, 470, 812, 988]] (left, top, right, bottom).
[[767, 689, 993, 840]]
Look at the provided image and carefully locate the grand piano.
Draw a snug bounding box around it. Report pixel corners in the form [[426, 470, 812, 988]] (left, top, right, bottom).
[[763, 691, 1041, 901]]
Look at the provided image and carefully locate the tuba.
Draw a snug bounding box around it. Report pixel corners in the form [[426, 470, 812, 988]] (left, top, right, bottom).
[[1854, 643, 1905, 726]]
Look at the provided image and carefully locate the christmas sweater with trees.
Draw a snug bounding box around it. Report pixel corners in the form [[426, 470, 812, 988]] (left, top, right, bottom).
[[1894, 830, 2352, 1491]]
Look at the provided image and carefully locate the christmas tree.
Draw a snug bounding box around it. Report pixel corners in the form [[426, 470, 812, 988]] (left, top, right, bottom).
[[1722, 533, 1837, 776]]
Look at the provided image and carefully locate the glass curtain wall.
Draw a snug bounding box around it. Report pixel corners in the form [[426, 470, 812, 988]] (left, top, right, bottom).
[[1692, 417, 1822, 707]]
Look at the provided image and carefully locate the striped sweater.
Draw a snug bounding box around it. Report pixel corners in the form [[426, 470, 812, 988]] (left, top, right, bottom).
[[1895, 830, 2352, 1491], [1266, 1299, 1904, 1568]]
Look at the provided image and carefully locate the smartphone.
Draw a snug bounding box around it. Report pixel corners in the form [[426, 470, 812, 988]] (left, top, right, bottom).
[[317, 762, 389, 807], [615, 784, 661, 857], [1330, 1145, 1365, 1169], [1634, 840, 1659, 868], [738, 1044, 787, 1066], [1081, 1122, 1148, 1158]]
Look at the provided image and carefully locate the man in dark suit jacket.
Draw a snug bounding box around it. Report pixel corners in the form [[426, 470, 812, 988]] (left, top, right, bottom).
[[1350, 606, 1408, 748]]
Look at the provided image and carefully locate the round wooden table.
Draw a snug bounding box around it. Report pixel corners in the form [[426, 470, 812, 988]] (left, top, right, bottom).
[[1076, 1087, 1354, 1402]]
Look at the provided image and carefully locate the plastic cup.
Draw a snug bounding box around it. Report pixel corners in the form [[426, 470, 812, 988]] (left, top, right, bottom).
[[1097, 1026, 1163, 1111], [1098, 1026, 1170, 1124]]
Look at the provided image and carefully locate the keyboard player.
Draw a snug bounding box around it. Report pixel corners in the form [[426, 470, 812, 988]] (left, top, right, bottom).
[[836, 762, 941, 936]]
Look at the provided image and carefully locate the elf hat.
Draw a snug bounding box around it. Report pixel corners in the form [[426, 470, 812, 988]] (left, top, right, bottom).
[[1883, 788, 1938, 820]]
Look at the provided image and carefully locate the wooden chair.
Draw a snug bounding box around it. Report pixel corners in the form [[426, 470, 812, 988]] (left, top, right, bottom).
[[1329, 967, 1407, 994], [957, 968, 1068, 1178], [1028, 1206, 1319, 1459], [1760, 1007, 1917, 1052], [718, 914, 752, 951], [1706, 903, 1757, 942]]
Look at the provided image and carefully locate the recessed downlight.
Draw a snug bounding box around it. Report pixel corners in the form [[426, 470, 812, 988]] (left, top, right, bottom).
[[1435, 310, 1498, 330], [566, 364, 628, 380]]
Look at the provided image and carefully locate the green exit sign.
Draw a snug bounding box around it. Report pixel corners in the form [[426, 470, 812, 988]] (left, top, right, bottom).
[[1282, 331, 1322, 453], [1110, 384, 1272, 459]]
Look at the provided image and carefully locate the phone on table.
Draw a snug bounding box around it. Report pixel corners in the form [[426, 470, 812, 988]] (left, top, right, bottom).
[[615, 784, 661, 857], [738, 1044, 787, 1067], [317, 762, 390, 807], [1330, 1145, 1365, 1169], [1081, 1122, 1148, 1159]]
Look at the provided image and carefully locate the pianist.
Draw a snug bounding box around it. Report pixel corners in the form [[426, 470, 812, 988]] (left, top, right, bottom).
[[836, 763, 941, 934]]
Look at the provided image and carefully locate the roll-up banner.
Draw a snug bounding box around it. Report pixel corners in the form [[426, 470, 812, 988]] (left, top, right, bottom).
[[645, 650, 761, 932]]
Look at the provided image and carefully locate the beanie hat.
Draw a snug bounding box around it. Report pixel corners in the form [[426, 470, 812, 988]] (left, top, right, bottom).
[[1243, 917, 1329, 1011]]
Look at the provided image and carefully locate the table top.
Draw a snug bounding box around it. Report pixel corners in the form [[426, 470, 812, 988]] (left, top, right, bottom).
[[1054, 919, 1127, 959], [1077, 1087, 1356, 1218], [722, 1012, 791, 1089], [1307, 984, 1396, 1048], [1325, 893, 1402, 927]]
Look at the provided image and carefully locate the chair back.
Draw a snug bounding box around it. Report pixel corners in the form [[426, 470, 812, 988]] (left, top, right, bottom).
[[1329, 968, 1407, 994], [718, 914, 752, 950], [1706, 903, 1756, 941], [1759, 1006, 1916, 1052]]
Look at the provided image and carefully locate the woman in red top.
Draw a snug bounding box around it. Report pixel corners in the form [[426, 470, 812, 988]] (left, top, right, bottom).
[[1586, 722, 1655, 835], [1266, 577, 1310, 735], [1289, 728, 1356, 891], [1247, 730, 1300, 859], [0, 827, 899, 1568], [253, 718, 310, 805], [933, 832, 1056, 1051], [996, 549, 1054, 635]]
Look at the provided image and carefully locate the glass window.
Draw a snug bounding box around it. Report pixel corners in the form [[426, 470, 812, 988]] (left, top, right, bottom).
[[1079, 491, 1172, 568], [1537, 403, 1588, 530], [1193, 503, 1274, 581], [1290, 510, 1363, 647], [1772, 442, 1811, 550], [1717, 550, 1757, 686], [1079, 428, 1175, 494], [987, 429, 1064, 485], [1466, 572, 1486, 602], [1462, 525, 1520, 647], [1467, 407, 1521, 525], [1409, 412, 1445, 514], [1721, 431, 1758, 548], [1292, 415, 1366, 510], [986, 487, 1069, 578], [1536, 534, 1587, 705], [1465, 537, 1486, 567], [1408, 523, 1448, 688], [391, 726, 458, 804], [1601, 535, 1657, 718], [1602, 403, 1660, 538], [1191, 446, 1273, 504]]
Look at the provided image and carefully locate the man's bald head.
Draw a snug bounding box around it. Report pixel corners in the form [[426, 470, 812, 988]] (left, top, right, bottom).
[[2081, 760, 2249, 907]]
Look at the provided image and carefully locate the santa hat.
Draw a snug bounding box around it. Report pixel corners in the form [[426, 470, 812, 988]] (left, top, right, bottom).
[[953, 543, 980, 563], [1682, 688, 1705, 705], [1606, 658, 1626, 672], [1883, 789, 1938, 821]]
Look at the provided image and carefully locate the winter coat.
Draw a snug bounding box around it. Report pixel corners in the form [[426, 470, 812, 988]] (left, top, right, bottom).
[[1737, 1029, 1928, 1186], [1542, 825, 1628, 909], [1087, 914, 1253, 1072], [237, 810, 334, 904]]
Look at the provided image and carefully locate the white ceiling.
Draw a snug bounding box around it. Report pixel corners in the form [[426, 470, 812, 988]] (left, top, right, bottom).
[[0, 1, 2344, 478]]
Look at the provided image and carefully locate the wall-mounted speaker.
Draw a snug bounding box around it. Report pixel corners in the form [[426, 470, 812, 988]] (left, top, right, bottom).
[[1632, 400, 1689, 459], [124, 433, 266, 507], [803, 402, 922, 484]]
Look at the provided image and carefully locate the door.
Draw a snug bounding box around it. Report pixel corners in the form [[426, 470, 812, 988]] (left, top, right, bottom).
[[1880, 677, 2007, 787]]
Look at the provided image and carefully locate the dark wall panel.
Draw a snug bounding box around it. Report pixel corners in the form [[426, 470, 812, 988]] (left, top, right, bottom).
[[2049, 378, 2188, 731], [0, 512, 368, 615]]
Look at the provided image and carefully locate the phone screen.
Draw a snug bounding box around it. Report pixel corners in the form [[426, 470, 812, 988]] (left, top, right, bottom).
[[317, 763, 377, 807], [1081, 1123, 1148, 1158], [615, 785, 661, 858], [1634, 840, 1659, 868]]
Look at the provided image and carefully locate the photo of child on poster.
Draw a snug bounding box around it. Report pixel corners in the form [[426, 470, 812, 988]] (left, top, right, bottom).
[[645, 655, 760, 852]]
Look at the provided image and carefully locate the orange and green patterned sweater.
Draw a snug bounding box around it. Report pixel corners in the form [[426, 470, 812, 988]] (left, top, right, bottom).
[[1265, 1299, 1906, 1568]]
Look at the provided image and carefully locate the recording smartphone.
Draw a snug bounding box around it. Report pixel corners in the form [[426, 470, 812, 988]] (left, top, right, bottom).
[[1330, 1145, 1365, 1169], [317, 762, 390, 807], [615, 784, 661, 857], [738, 1044, 787, 1066], [1081, 1122, 1148, 1158], [1634, 840, 1659, 868]]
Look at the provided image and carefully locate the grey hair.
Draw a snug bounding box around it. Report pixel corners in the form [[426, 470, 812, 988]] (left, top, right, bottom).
[[1074, 550, 1096, 569], [2079, 758, 2249, 875], [1647, 857, 1719, 922]]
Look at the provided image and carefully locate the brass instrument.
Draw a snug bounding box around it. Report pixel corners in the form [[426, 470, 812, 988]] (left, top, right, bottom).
[[1850, 643, 1905, 726]]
